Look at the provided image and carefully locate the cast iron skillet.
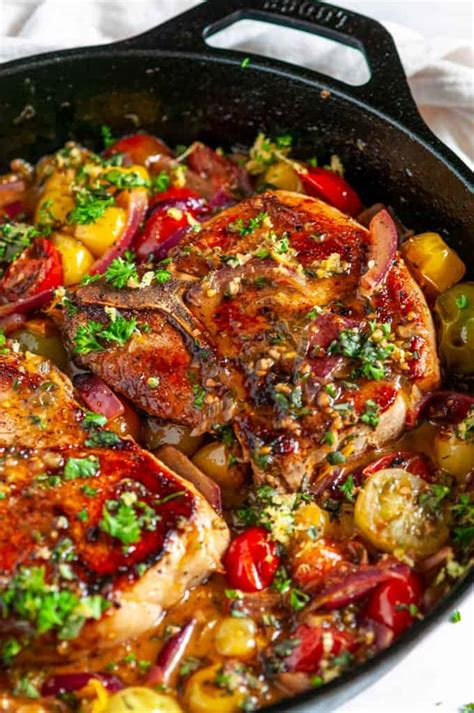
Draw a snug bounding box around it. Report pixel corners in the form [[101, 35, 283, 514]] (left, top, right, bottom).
[[0, 1, 473, 710]]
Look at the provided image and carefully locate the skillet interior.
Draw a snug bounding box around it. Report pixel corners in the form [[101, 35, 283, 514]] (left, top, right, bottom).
[[0, 1, 472, 710]]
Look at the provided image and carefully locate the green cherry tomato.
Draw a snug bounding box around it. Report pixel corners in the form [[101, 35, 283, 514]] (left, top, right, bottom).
[[435, 283, 474, 374]]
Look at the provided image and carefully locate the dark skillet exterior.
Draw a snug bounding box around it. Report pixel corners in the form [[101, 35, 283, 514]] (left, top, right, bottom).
[[0, 1, 472, 710]]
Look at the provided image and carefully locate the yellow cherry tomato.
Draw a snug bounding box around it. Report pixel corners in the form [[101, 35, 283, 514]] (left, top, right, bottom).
[[185, 665, 245, 713], [401, 232, 465, 296], [434, 430, 474, 483], [51, 233, 95, 285], [103, 687, 183, 713], [75, 206, 127, 257], [35, 169, 76, 226], [214, 617, 257, 658], [354, 468, 449, 558], [262, 160, 303, 192]]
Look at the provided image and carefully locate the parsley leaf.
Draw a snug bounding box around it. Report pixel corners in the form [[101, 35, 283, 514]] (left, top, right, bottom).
[[63, 456, 99, 480], [67, 188, 114, 225], [104, 252, 139, 288]]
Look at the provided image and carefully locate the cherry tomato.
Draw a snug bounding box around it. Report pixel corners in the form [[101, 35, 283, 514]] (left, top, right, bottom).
[[300, 167, 362, 216], [135, 205, 192, 260], [0, 237, 63, 301], [149, 186, 202, 207], [362, 451, 432, 481], [285, 623, 356, 673], [367, 571, 422, 637], [223, 526, 279, 592], [104, 133, 172, 166]]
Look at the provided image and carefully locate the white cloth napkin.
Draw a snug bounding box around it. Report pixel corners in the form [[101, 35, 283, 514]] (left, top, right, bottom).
[[1, 0, 473, 167]]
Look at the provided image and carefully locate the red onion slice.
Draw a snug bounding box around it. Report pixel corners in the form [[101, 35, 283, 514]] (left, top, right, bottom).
[[90, 189, 148, 275], [308, 561, 410, 611], [359, 209, 398, 297], [42, 672, 123, 697], [0, 312, 27, 334], [418, 390, 474, 425], [146, 618, 196, 686], [74, 373, 124, 420], [0, 288, 55, 318]]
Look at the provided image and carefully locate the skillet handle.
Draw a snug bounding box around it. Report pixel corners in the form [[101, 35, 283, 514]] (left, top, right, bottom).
[[120, 0, 424, 129]]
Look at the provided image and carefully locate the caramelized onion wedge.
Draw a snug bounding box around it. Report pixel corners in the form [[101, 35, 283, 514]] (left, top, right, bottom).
[[89, 188, 148, 275], [0, 287, 55, 318], [146, 618, 196, 686], [42, 672, 123, 697], [307, 561, 410, 610], [74, 373, 125, 420], [158, 445, 222, 514], [359, 208, 397, 297], [418, 390, 474, 425]]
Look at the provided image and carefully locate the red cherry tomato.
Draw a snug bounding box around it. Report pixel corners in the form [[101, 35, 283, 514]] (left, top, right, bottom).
[[148, 186, 207, 211], [0, 237, 63, 301], [367, 571, 422, 637], [362, 451, 432, 481], [223, 526, 279, 592], [135, 205, 192, 261], [104, 133, 172, 166], [285, 623, 356, 673], [300, 167, 362, 216]]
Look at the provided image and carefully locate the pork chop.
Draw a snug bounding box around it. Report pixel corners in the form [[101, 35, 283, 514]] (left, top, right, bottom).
[[0, 346, 229, 659], [55, 190, 440, 491]]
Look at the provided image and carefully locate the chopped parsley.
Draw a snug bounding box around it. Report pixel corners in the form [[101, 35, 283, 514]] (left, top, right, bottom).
[[360, 399, 380, 429], [450, 609, 461, 623], [241, 57, 250, 68], [451, 494, 474, 548], [73, 313, 140, 354], [0, 566, 108, 641], [151, 171, 170, 193], [84, 429, 121, 448], [155, 268, 172, 283], [418, 484, 450, 514], [101, 169, 149, 190], [229, 211, 269, 236], [328, 323, 395, 381], [82, 410, 108, 429], [179, 656, 202, 678], [13, 675, 40, 699], [455, 294, 468, 309], [63, 456, 99, 480], [340, 474, 355, 501], [104, 251, 139, 288], [101, 124, 115, 148], [327, 450, 346, 465], [0, 222, 39, 266], [192, 383, 206, 409], [67, 187, 115, 225], [100, 492, 160, 547]]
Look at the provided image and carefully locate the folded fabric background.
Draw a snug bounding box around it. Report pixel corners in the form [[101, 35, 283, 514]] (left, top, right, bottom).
[[1, 1, 473, 711]]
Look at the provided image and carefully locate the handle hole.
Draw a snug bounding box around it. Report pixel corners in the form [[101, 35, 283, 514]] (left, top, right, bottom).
[[205, 18, 371, 86]]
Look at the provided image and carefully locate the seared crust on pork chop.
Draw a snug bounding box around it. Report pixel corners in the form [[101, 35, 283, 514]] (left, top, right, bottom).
[[0, 348, 229, 658], [55, 191, 440, 491]]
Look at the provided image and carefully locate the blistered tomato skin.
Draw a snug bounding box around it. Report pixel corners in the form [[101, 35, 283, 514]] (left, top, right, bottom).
[[0, 237, 63, 300], [300, 166, 362, 216], [367, 572, 423, 637], [224, 526, 279, 592]]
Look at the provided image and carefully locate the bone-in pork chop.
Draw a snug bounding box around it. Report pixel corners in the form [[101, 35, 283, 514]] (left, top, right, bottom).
[[0, 347, 229, 658], [55, 191, 439, 491]]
